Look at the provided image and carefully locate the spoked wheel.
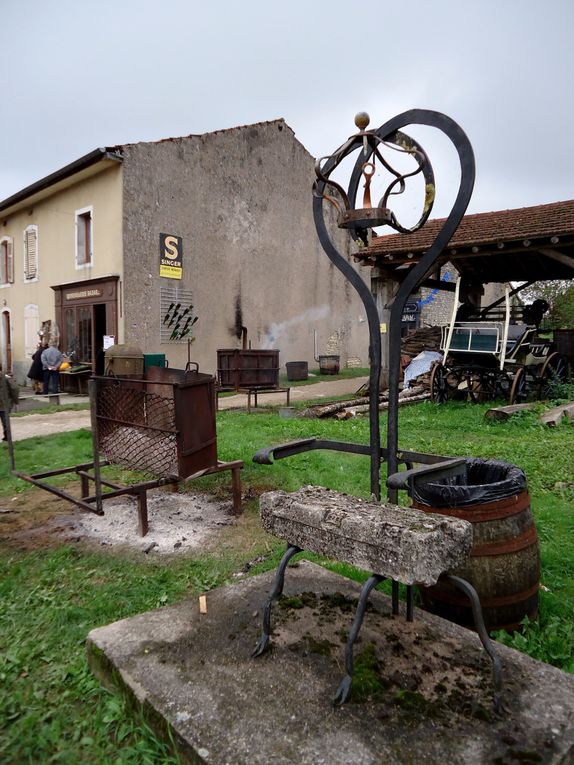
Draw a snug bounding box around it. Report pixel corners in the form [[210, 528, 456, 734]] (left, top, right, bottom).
[[467, 371, 498, 403], [509, 367, 528, 404], [539, 352, 568, 399], [430, 362, 459, 404]]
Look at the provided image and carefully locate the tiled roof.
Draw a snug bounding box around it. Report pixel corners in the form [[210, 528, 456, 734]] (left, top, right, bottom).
[[366, 199, 574, 256]]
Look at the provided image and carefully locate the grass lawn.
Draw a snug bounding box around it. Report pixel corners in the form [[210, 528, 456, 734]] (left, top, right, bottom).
[[1, 398, 573, 762]]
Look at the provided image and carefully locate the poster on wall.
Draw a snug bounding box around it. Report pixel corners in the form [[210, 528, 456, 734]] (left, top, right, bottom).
[[159, 234, 183, 279]]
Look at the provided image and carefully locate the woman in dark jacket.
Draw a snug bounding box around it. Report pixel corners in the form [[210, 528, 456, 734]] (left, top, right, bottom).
[[28, 344, 44, 393]]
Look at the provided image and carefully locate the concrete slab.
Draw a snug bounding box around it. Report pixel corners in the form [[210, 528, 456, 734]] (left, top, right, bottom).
[[87, 560, 574, 765]]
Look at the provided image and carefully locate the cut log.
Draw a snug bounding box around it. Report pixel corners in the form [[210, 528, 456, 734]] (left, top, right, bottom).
[[485, 403, 535, 421], [540, 402, 574, 428]]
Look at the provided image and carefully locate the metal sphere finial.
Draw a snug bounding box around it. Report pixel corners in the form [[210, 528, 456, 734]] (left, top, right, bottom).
[[354, 111, 370, 130]]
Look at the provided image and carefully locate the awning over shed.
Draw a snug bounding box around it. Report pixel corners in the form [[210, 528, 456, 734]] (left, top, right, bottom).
[[357, 199, 574, 285]]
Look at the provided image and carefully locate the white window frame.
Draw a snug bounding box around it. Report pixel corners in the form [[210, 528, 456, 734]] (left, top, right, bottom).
[[24, 303, 40, 358], [0, 236, 14, 287], [23, 225, 39, 283], [75, 205, 93, 270]]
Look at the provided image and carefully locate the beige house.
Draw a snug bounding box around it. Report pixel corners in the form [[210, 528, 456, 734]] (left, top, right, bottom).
[[0, 120, 370, 384]]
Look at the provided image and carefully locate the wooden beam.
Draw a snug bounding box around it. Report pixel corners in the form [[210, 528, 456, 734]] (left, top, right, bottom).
[[538, 248, 574, 270]]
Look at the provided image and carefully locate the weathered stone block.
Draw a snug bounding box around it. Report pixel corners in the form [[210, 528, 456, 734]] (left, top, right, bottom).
[[260, 485, 473, 586]]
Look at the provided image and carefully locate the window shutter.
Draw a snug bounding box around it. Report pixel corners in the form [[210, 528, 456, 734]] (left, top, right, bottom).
[[25, 228, 37, 280], [7, 240, 14, 283]]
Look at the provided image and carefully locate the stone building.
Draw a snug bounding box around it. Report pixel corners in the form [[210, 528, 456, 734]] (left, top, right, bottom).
[[0, 120, 369, 383]]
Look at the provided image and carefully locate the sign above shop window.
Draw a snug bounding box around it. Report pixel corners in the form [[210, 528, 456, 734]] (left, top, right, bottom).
[[159, 233, 183, 279]]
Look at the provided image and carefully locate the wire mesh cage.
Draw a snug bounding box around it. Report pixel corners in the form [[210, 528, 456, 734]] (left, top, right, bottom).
[[94, 366, 218, 480]]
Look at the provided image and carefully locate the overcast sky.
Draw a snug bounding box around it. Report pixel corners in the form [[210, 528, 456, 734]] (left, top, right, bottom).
[[2, 0, 573, 219]]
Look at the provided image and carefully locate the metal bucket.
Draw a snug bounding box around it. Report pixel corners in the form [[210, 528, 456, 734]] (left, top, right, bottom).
[[318, 354, 340, 375], [285, 361, 308, 381]]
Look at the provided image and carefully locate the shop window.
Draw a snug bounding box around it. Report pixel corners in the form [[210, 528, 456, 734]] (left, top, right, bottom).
[[75, 207, 92, 268], [0, 237, 14, 285], [23, 226, 38, 281]]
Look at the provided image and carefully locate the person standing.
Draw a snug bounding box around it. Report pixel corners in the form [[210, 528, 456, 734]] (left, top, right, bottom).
[[0, 372, 18, 441], [27, 343, 45, 393], [41, 340, 63, 395]]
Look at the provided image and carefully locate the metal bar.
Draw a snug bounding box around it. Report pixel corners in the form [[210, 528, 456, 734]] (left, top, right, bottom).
[[333, 574, 385, 705], [252, 544, 302, 658], [81, 477, 175, 503], [95, 414, 176, 436], [386, 457, 467, 491], [89, 379, 104, 515], [384, 112, 475, 504], [254, 437, 457, 468], [313, 176, 382, 500], [391, 580, 400, 615], [137, 490, 149, 536], [443, 574, 503, 710], [28, 460, 110, 480], [12, 471, 104, 515], [76, 470, 122, 491]]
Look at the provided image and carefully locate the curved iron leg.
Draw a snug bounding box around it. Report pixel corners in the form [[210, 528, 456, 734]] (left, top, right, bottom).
[[406, 585, 414, 622], [252, 544, 302, 658], [443, 574, 503, 711], [392, 580, 400, 615], [334, 574, 385, 705]]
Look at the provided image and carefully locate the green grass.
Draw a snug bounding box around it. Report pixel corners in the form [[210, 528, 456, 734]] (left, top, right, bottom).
[[1, 397, 573, 761]]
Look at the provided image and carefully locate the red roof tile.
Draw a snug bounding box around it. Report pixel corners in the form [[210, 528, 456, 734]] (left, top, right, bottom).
[[365, 199, 574, 256]]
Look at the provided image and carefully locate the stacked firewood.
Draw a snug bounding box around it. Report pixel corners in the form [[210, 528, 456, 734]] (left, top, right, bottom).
[[401, 326, 442, 358]]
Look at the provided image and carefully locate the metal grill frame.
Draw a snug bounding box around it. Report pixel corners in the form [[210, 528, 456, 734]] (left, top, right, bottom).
[[8, 369, 244, 535]]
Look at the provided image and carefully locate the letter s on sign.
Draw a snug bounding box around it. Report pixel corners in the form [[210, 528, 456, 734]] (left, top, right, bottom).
[[164, 236, 179, 259]]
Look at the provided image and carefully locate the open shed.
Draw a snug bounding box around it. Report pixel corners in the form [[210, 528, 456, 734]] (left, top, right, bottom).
[[357, 198, 574, 286]]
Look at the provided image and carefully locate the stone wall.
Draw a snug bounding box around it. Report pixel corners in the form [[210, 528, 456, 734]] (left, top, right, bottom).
[[120, 121, 369, 375]]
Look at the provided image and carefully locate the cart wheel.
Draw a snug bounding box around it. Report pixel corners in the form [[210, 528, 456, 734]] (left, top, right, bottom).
[[468, 371, 497, 403], [430, 362, 456, 404], [539, 352, 568, 399], [509, 367, 528, 404]]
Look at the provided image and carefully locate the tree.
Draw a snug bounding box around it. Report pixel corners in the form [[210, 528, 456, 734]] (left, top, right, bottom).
[[522, 280, 574, 329]]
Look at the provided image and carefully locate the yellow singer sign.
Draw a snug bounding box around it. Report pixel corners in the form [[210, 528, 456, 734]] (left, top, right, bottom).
[[159, 233, 183, 279]]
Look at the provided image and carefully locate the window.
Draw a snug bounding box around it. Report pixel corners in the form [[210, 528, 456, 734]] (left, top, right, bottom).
[[23, 225, 38, 281], [75, 207, 93, 267], [24, 304, 40, 357], [0, 237, 14, 285]]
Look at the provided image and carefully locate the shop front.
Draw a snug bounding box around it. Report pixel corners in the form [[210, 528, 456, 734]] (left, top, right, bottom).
[[53, 276, 119, 392]]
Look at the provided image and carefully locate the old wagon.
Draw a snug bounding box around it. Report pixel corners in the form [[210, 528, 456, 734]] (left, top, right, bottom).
[[430, 284, 568, 404]]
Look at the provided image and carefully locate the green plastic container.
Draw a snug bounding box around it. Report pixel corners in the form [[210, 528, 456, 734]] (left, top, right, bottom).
[[143, 353, 166, 372]]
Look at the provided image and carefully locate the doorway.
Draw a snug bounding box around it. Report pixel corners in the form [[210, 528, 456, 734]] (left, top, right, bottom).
[[1, 310, 11, 372]]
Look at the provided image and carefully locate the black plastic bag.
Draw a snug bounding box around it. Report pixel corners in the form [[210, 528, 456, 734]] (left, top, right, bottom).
[[412, 457, 527, 508]]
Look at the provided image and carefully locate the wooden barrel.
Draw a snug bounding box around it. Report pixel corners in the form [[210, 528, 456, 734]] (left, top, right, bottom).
[[412, 459, 540, 633]]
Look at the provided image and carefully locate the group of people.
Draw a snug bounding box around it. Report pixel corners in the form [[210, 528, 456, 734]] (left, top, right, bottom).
[[27, 341, 64, 395], [1, 341, 64, 442]]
